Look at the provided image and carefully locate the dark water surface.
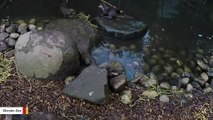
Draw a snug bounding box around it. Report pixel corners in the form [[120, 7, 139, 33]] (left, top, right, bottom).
[[1, 0, 213, 80]]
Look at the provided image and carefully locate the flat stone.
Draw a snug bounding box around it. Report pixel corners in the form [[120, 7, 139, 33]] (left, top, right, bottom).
[[63, 64, 110, 104], [159, 95, 169, 103], [109, 74, 127, 92], [96, 17, 147, 40]]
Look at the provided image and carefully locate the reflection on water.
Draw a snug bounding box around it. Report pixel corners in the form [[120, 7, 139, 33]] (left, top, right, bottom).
[[91, 31, 152, 80]]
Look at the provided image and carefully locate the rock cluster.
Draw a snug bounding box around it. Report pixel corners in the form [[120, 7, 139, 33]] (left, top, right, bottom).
[[134, 46, 213, 102]]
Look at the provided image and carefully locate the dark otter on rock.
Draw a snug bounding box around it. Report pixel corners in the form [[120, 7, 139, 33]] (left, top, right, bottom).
[[60, 0, 76, 18], [98, 0, 123, 19]]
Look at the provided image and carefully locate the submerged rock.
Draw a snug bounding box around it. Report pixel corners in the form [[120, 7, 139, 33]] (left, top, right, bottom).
[[63, 64, 110, 104], [15, 30, 80, 80], [96, 17, 147, 40]]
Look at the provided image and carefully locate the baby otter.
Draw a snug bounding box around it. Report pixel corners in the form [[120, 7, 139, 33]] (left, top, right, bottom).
[[60, 0, 76, 18], [98, 1, 123, 19]]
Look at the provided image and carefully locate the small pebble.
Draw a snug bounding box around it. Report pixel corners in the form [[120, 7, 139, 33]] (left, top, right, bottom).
[[0, 41, 8, 52], [16, 20, 25, 24], [160, 82, 171, 89], [0, 32, 9, 41], [186, 84, 193, 92], [142, 90, 158, 99], [180, 77, 190, 85], [120, 90, 132, 104], [203, 87, 213, 93], [171, 86, 178, 91], [201, 72, 209, 82], [29, 18, 36, 24], [159, 95, 169, 103], [5, 38, 16, 47], [9, 33, 20, 39], [64, 76, 75, 85], [37, 27, 43, 31], [28, 24, 36, 31], [18, 23, 28, 34]]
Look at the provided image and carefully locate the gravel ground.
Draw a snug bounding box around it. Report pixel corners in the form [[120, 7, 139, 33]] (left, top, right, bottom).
[[0, 72, 213, 120]]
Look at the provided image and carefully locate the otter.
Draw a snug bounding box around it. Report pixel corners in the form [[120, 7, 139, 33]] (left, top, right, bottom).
[[98, 0, 123, 19], [60, 0, 76, 18]]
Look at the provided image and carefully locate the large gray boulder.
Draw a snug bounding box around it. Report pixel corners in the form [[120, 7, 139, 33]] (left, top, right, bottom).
[[45, 19, 98, 64], [63, 64, 110, 104], [15, 30, 80, 80], [96, 17, 147, 40]]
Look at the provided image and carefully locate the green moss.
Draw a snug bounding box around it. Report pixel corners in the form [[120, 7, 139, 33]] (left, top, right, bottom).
[[77, 12, 98, 29]]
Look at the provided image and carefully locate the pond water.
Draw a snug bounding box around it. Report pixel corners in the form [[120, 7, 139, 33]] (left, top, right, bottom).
[[1, 0, 213, 81]]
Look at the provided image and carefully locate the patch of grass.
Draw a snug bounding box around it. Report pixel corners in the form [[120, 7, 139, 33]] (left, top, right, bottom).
[[194, 103, 212, 120], [150, 85, 184, 96], [77, 12, 98, 29], [0, 53, 14, 82], [139, 84, 184, 101], [77, 12, 91, 21]]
